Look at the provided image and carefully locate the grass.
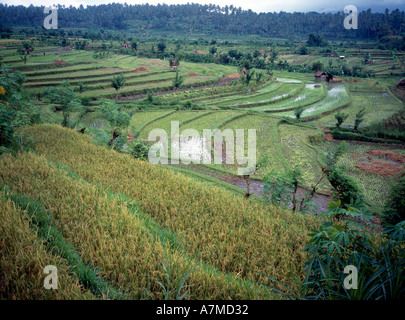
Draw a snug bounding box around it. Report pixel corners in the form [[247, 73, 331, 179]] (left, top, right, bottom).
[[278, 122, 331, 192], [252, 83, 326, 112], [313, 90, 405, 129], [321, 141, 405, 210], [279, 83, 351, 120]]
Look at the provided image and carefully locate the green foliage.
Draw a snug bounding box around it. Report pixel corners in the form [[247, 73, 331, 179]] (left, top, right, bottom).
[[262, 205, 405, 300], [263, 170, 295, 207], [299, 46, 308, 55], [157, 41, 166, 54], [110, 74, 126, 97], [0, 66, 39, 153], [0, 104, 14, 150], [354, 107, 366, 131], [325, 141, 348, 167], [294, 106, 305, 121], [76, 82, 87, 93], [147, 90, 154, 103], [147, 243, 197, 300], [263, 167, 316, 214], [307, 34, 328, 47], [100, 101, 130, 148], [242, 69, 255, 86], [312, 61, 324, 72], [43, 81, 82, 127], [383, 176, 405, 225], [172, 69, 184, 89], [334, 110, 349, 128], [327, 167, 363, 207], [129, 139, 150, 160]]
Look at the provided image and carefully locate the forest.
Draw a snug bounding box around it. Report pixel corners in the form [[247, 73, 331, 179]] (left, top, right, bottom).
[[0, 3, 404, 47]]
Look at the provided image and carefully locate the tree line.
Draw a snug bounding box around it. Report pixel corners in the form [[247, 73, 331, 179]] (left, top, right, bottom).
[[0, 3, 404, 43]]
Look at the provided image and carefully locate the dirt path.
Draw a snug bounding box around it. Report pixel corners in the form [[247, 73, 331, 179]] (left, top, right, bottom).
[[173, 164, 332, 214], [220, 175, 331, 214]]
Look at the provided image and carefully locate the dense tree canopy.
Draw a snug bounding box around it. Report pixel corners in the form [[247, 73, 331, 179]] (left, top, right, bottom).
[[0, 3, 404, 42]]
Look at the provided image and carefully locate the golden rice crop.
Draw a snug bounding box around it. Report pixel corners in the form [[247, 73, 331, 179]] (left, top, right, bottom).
[[0, 152, 277, 299], [23, 124, 320, 292], [0, 192, 94, 300]]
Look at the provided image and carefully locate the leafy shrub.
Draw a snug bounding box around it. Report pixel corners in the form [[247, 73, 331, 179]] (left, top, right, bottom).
[[334, 110, 349, 128], [129, 139, 150, 160], [326, 167, 363, 207], [262, 202, 405, 300], [383, 176, 405, 225]]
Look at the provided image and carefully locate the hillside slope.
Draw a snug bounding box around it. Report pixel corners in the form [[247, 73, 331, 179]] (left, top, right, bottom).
[[0, 124, 319, 299]]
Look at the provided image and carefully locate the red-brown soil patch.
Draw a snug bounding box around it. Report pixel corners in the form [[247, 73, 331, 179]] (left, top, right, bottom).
[[317, 126, 330, 132], [223, 73, 240, 80], [356, 159, 403, 176], [189, 72, 199, 77], [324, 133, 335, 141], [366, 149, 405, 164], [54, 59, 68, 64], [317, 126, 334, 141], [131, 66, 151, 73]]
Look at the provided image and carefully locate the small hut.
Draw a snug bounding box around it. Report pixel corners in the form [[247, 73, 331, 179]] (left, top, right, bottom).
[[241, 67, 248, 76], [169, 60, 180, 70], [396, 79, 405, 90], [314, 71, 334, 82]]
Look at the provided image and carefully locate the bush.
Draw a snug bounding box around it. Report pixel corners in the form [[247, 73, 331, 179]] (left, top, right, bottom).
[[327, 167, 363, 207], [383, 176, 405, 225], [129, 140, 150, 160]]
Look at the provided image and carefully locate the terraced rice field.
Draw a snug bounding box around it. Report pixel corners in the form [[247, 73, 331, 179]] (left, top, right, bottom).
[[313, 90, 404, 128], [279, 83, 351, 120], [252, 83, 326, 112], [0, 124, 319, 299], [320, 141, 405, 208], [278, 123, 331, 192]]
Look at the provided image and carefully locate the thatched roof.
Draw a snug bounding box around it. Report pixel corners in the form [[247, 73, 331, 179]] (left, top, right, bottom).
[[396, 78, 405, 88]]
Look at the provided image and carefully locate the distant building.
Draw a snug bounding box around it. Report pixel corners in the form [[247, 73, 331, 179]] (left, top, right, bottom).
[[169, 60, 180, 69], [396, 78, 405, 90], [241, 66, 248, 75], [314, 71, 334, 82]]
